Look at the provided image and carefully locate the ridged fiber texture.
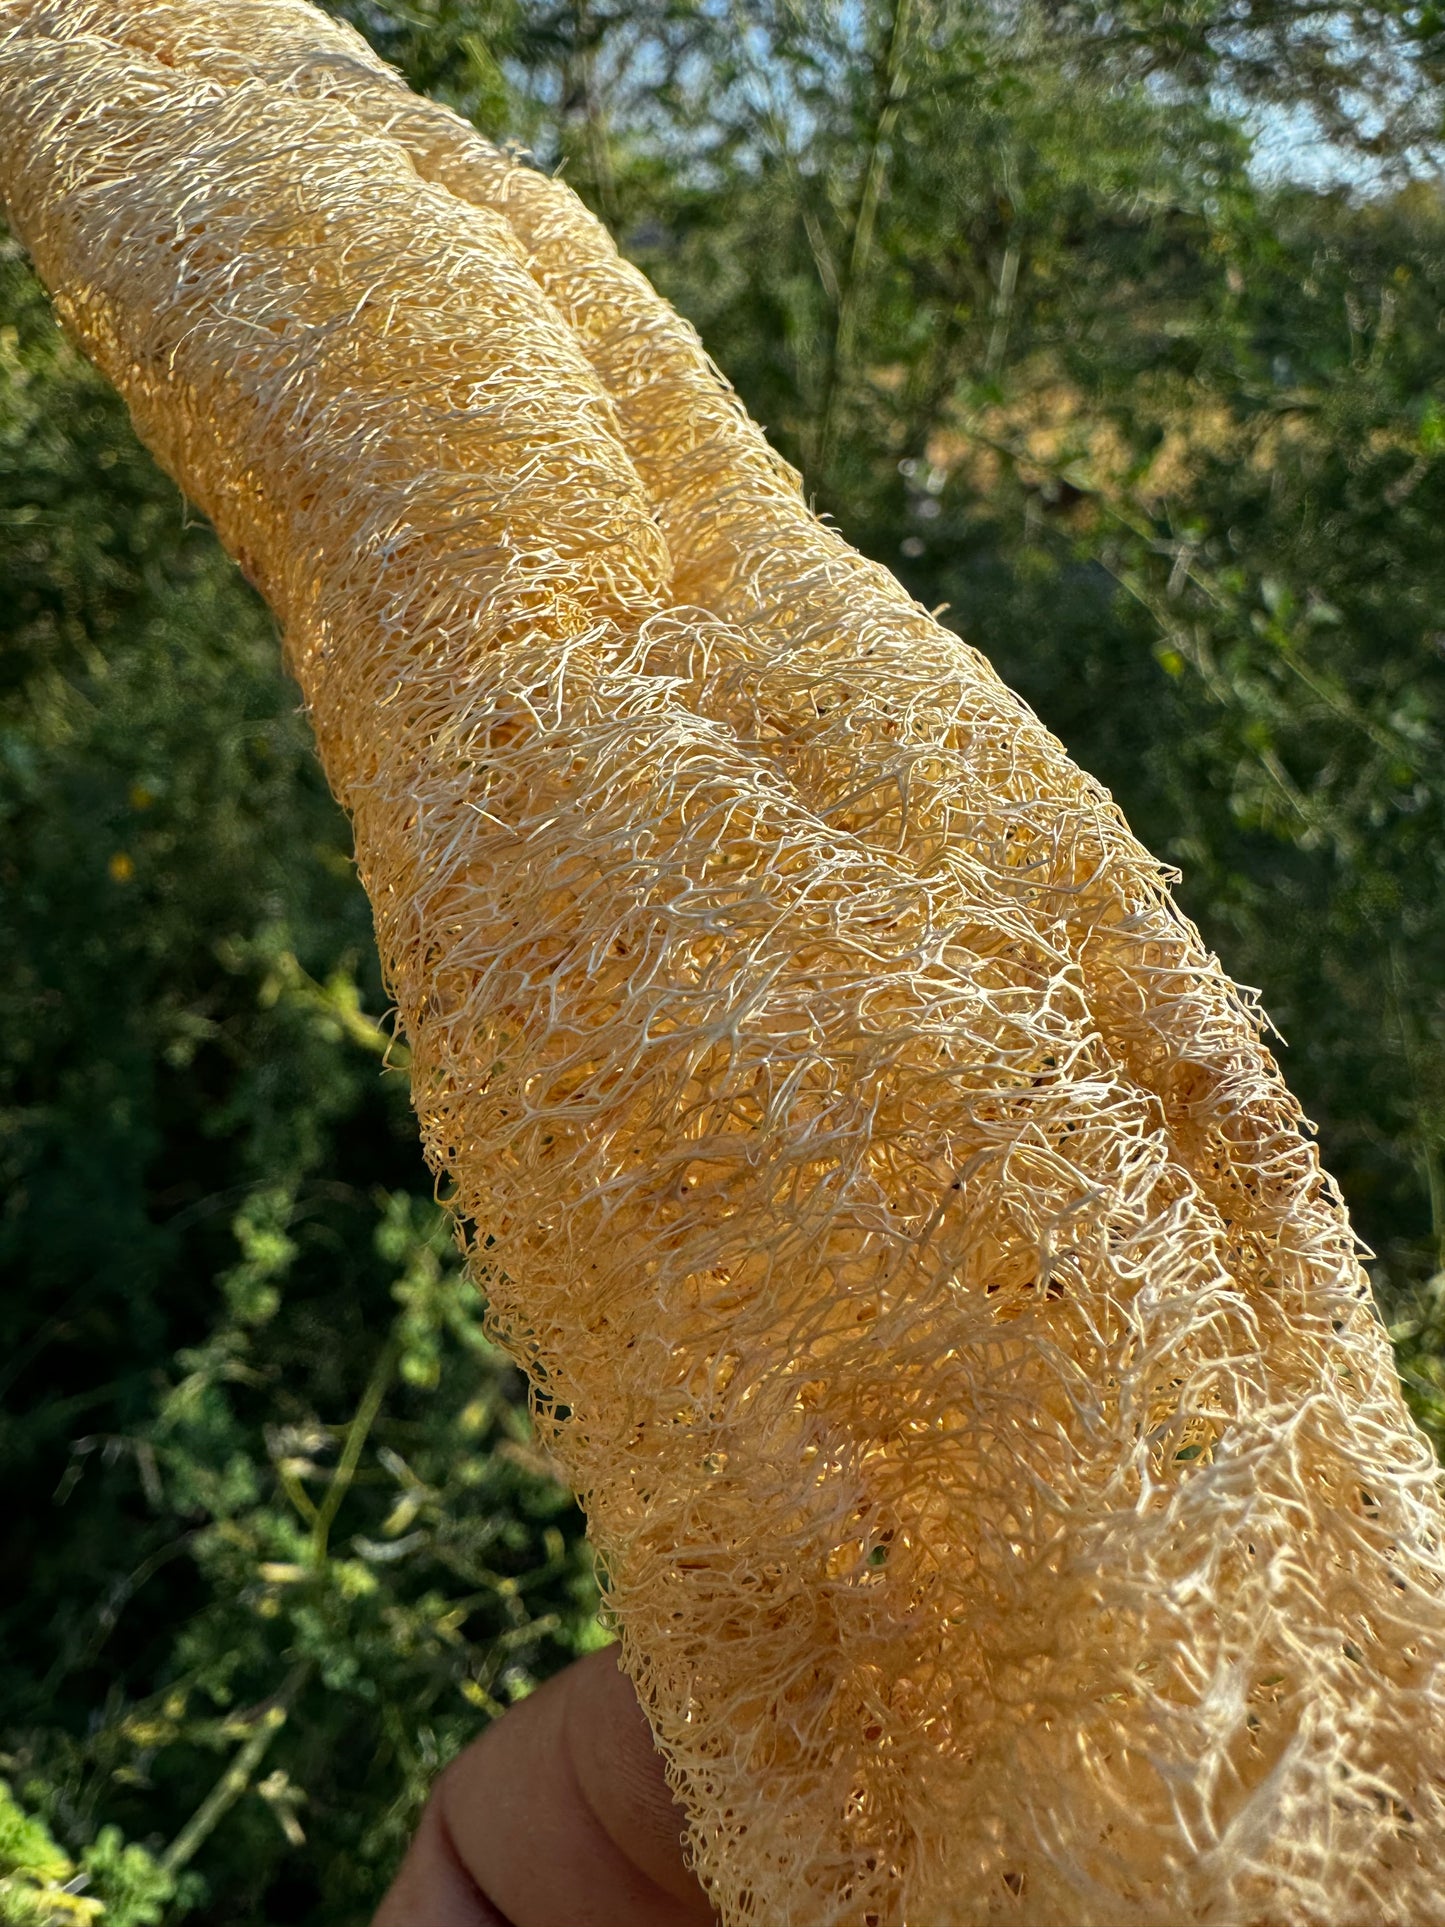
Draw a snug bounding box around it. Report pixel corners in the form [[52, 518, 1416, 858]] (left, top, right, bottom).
[[2, 5, 1443, 1921]]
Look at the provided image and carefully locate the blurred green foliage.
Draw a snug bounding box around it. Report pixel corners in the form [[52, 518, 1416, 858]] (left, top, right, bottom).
[[3, 0, 1444, 1919]]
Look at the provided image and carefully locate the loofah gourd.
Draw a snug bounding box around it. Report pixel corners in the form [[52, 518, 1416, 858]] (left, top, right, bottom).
[[60, 0, 1403, 1435], [2, 6, 1443, 1923]]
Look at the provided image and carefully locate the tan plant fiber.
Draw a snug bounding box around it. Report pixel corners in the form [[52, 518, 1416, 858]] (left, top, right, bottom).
[[3, 7, 1444, 1923], [65, 0, 1398, 1401]]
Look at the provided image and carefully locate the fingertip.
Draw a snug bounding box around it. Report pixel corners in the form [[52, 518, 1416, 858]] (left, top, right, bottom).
[[561, 1648, 716, 1920], [428, 1650, 716, 1927], [373, 1775, 510, 1926]]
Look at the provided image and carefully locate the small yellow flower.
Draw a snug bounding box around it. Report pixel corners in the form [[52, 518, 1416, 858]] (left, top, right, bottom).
[[108, 851, 135, 882]]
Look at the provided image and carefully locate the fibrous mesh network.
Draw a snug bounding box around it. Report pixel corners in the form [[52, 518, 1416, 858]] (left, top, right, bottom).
[[2, 5, 1443, 1922]]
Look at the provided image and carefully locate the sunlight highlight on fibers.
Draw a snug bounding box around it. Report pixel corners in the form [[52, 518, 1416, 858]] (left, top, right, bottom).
[[2, 6, 1443, 1922]]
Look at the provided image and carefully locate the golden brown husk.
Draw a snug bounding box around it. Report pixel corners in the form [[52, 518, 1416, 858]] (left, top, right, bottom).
[[2, 6, 1443, 1922]]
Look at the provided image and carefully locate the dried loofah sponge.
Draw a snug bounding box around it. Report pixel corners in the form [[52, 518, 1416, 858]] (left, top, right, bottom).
[[3, 6, 1444, 1922]]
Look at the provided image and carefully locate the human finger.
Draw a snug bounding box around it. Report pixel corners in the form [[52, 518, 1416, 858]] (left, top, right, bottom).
[[373, 1646, 716, 1927]]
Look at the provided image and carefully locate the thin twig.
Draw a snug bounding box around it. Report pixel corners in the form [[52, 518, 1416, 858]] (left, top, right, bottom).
[[310, 1335, 399, 1567], [159, 1663, 311, 1876]]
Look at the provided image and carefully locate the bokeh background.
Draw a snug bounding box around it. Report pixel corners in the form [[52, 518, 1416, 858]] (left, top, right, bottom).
[[2, 2, 1443, 1919]]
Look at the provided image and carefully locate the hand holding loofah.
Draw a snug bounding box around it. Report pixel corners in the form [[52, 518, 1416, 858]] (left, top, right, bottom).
[[2, 7, 1443, 1923]]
